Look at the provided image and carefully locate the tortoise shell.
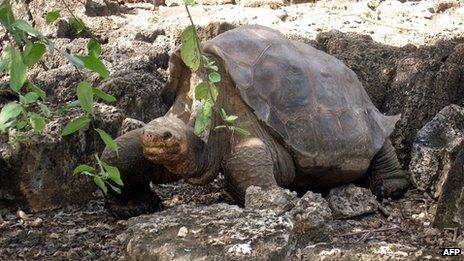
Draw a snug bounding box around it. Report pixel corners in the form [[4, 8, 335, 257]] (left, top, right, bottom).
[[203, 25, 399, 174]]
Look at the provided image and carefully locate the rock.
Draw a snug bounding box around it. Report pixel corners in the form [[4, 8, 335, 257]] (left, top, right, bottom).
[[31, 65, 98, 104], [55, 19, 91, 39], [289, 191, 333, 244], [244, 185, 297, 214], [85, 0, 119, 17], [327, 184, 378, 219], [289, 0, 316, 4], [235, 0, 288, 8], [367, 0, 384, 11], [176, 226, 188, 237], [134, 28, 165, 43], [0, 105, 124, 211], [120, 118, 146, 135], [410, 105, 464, 199], [434, 147, 464, 228], [100, 68, 167, 122], [124, 203, 294, 260], [434, 1, 459, 13], [165, 0, 234, 6]]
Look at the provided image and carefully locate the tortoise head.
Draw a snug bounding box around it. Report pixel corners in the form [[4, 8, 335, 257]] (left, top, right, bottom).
[[141, 116, 205, 178]]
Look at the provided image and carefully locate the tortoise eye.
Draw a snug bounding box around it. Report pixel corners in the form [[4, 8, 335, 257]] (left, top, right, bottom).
[[162, 131, 172, 140]]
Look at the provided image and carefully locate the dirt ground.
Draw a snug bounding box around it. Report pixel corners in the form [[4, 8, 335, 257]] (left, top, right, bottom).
[[1, 179, 461, 260]]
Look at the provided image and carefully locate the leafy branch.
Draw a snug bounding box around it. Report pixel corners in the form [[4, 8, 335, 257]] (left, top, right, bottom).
[[0, 0, 121, 195], [180, 1, 249, 137]]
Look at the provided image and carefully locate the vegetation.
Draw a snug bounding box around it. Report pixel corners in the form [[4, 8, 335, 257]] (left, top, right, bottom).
[[181, 0, 249, 137], [0, 0, 121, 195], [0, 0, 247, 195]]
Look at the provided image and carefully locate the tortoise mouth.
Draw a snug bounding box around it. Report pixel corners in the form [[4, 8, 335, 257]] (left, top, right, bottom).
[[141, 129, 182, 162], [143, 143, 181, 157]]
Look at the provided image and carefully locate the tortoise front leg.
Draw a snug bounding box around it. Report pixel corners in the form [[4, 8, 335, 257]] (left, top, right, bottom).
[[368, 139, 410, 200], [224, 137, 278, 205], [101, 128, 179, 219]]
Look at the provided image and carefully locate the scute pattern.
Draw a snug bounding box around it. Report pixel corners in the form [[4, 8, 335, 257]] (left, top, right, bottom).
[[204, 25, 399, 176]]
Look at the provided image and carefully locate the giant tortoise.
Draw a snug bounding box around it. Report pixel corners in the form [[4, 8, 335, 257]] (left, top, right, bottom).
[[102, 25, 410, 218]]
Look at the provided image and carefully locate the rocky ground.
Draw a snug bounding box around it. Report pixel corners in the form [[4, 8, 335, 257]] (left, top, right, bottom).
[[2, 0, 464, 260], [0, 180, 460, 260]]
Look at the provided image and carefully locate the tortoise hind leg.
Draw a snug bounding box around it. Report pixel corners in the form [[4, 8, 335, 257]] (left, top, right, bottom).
[[101, 128, 164, 219], [368, 139, 410, 200]]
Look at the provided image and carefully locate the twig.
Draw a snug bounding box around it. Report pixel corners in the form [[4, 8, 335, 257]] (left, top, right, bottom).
[[378, 204, 390, 217], [59, 0, 96, 39], [339, 226, 399, 237]]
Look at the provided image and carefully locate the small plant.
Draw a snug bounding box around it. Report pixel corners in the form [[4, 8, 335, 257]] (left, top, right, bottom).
[[180, 1, 249, 137], [0, 0, 121, 195]]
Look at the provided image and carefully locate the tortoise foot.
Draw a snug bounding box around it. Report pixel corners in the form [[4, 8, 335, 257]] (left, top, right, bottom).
[[371, 171, 410, 200], [105, 192, 163, 220]]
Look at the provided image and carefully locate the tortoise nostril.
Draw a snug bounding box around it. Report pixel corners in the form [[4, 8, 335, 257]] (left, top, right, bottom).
[[144, 131, 153, 140], [162, 131, 172, 140]]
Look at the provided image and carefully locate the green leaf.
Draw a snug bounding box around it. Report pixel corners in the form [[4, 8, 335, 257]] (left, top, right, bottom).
[[206, 64, 218, 71], [93, 88, 116, 102], [73, 164, 95, 175], [29, 113, 45, 132], [77, 55, 109, 79], [45, 10, 60, 24], [183, 0, 195, 5], [0, 49, 11, 72], [12, 19, 42, 38], [7, 46, 27, 92], [93, 176, 108, 195], [62, 116, 91, 136], [0, 102, 22, 126], [180, 25, 201, 71], [194, 101, 213, 136], [0, 1, 15, 28], [63, 52, 84, 69], [101, 161, 123, 186], [95, 128, 119, 155], [20, 92, 39, 104], [76, 81, 94, 114], [195, 82, 217, 102], [195, 82, 209, 100], [87, 39, 102, 57], [29, 82, 46, 101], [40, 103, 51, 118], [24, 42, 46, 67], [15, 120, 27, 130], [225, 115, 238, 123], [208, 72, 221, 83], [68, 17, 85, 33], [209, 84, 218, 102], [230, 126, 250, 137]]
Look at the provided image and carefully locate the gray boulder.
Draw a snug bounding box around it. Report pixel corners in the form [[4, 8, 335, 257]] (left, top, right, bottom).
[[0, 105, 124, 211], [409, 105, 464, 199], [244, 185, 297, 214], [120, 118, 146, 135], [124, 203, 294, 260], [327, 184, 378, 219], [289, 191, 333, 244], [434, 148, 464, 228]]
